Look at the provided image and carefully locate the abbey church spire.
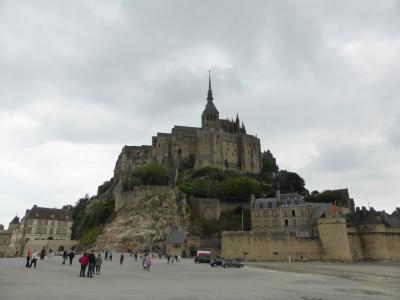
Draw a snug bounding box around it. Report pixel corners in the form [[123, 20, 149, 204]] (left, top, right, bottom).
[[202, 70, 220, 129], [207, 69, 213, 101]]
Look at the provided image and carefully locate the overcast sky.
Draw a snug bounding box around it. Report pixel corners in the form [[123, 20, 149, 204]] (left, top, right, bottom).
[[1, 0, 399, 226]]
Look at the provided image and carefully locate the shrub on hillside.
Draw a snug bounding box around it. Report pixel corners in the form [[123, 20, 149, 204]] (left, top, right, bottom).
[[217, 177, 263, 202], [81, 227, 103, 244], [134, 164, 170, 185]]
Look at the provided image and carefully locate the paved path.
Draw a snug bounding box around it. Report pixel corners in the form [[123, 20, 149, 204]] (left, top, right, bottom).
[[0, 255, 398, 300]]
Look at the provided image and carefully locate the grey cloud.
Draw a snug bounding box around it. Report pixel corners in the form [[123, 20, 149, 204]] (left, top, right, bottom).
[[1, 0, 400, 224]]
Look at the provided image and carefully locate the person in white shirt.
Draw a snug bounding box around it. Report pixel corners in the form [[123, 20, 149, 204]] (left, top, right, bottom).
[[30, 251, 38, 268]]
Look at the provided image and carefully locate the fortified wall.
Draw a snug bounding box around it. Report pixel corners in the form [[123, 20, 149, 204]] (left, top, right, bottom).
[[189, 197, 249, 221], [221, 218, 400, 262]]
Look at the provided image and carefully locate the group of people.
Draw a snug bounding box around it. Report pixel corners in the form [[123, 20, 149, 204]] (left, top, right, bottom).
[[25, 246, 54, 268], [104, 249, 113, 261], [62, 250, 75, 265], [24, 246, 161, 276], [78, 250, 103, 277], [166, 254, 180, 264]]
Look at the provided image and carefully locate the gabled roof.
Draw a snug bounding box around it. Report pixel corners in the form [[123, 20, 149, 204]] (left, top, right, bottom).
[[25, 206, 71, 221], [166, 231, 185, 244], [310, 203, 331, 224], [10, 216, 20, 224]]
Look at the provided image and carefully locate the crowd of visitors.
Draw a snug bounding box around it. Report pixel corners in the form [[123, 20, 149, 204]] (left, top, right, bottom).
[[23, 246, 187, 277]]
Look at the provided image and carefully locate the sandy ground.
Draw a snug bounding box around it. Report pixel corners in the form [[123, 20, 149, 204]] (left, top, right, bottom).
[[0, 255, 399, 300]]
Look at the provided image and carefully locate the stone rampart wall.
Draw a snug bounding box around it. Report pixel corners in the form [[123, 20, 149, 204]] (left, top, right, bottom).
[[386, 233, 400, 260], [189, 198, 249, 221], [221, 221, 400, 262], [221, 231, 322, 262], [347, 233, 364, 261]]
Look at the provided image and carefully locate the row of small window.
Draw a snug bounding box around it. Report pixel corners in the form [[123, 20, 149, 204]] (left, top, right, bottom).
[[254, 218, 307, 227], [254, 209, 306, 217], [284, 218, 307, 226], [254, 210, 278, 217], [283, 210, 305, 217], [27, 219, 68, 227], [255, 219, 279, 227], [206, 114, 217, 121], [26, 227, 67, 235]]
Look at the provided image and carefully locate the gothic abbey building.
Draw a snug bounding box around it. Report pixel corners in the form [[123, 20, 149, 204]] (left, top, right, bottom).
[[115, 74, 262, 176]]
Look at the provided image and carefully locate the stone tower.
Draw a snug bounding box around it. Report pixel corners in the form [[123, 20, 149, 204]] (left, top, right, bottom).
[[201, 70, 220, 129]]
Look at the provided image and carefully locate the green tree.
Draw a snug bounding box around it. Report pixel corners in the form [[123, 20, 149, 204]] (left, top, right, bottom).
[[133, 164, 170, 185], [275, 170, 309, 195], [261, 150, 279, 173], [217, 177, 263, 202]]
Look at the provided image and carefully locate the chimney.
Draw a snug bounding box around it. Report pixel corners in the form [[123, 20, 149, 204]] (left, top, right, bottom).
[[25, 209, 30, 216], [33, 205, 37, 208]]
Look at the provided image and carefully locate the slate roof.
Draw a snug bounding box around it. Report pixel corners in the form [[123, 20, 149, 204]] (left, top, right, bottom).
[[25, 206, 71, 221], [346, 209, 384, 226], [253, 193, 307, 209], [203, 100, 219, 114], [10, 216, 20, 224], [386, 215, 400, 227], [309, 203, 331, 224], [166, 231, 185, 244]]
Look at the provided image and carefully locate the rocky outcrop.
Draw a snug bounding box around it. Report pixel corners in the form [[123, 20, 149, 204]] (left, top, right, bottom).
[[96, 186, 189, 251]]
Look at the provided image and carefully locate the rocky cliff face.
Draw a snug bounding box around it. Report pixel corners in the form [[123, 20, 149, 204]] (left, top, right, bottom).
[[96, 186, 189, 251]]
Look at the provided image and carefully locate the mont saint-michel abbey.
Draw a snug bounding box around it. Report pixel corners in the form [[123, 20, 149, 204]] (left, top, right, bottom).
[[116, 74, 262, 174]]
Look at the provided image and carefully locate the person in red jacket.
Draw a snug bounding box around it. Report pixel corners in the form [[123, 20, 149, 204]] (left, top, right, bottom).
[[25, 247, 32, 268], [79, 252, 88, 277]]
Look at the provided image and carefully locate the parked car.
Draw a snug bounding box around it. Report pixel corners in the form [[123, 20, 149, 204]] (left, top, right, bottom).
[[194, 255, 211, 264], [210, 256, 225, 267], [222, 259, 244, 268]]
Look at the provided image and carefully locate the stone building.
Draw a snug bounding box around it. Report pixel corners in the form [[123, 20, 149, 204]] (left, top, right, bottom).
[[165, 230, 186, 257], [6, 205, 73, 256], [250, 192, 335, 238], [0, 216, 20, 257], [114, 73, 262, 179]]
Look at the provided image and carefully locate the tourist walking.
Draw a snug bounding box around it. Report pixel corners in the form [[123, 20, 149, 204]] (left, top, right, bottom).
[[79, 253, 88, 277], [25, 247, 32, 268], [142, 255, 147, 270], [120, 253, 124, 265], [95, 253, 102, 275], [87, 250, 96, 277], [68, 250, 75, 265], [104, 251, 108, 260], [62, 250, 68, 265], [109, 249, 113, 261], [134, 252, 138, 262], [145, 255, 152, 271], [40, 247, 46, 261], [29, 250, 38, 268], [48, 249, 54, 259]]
